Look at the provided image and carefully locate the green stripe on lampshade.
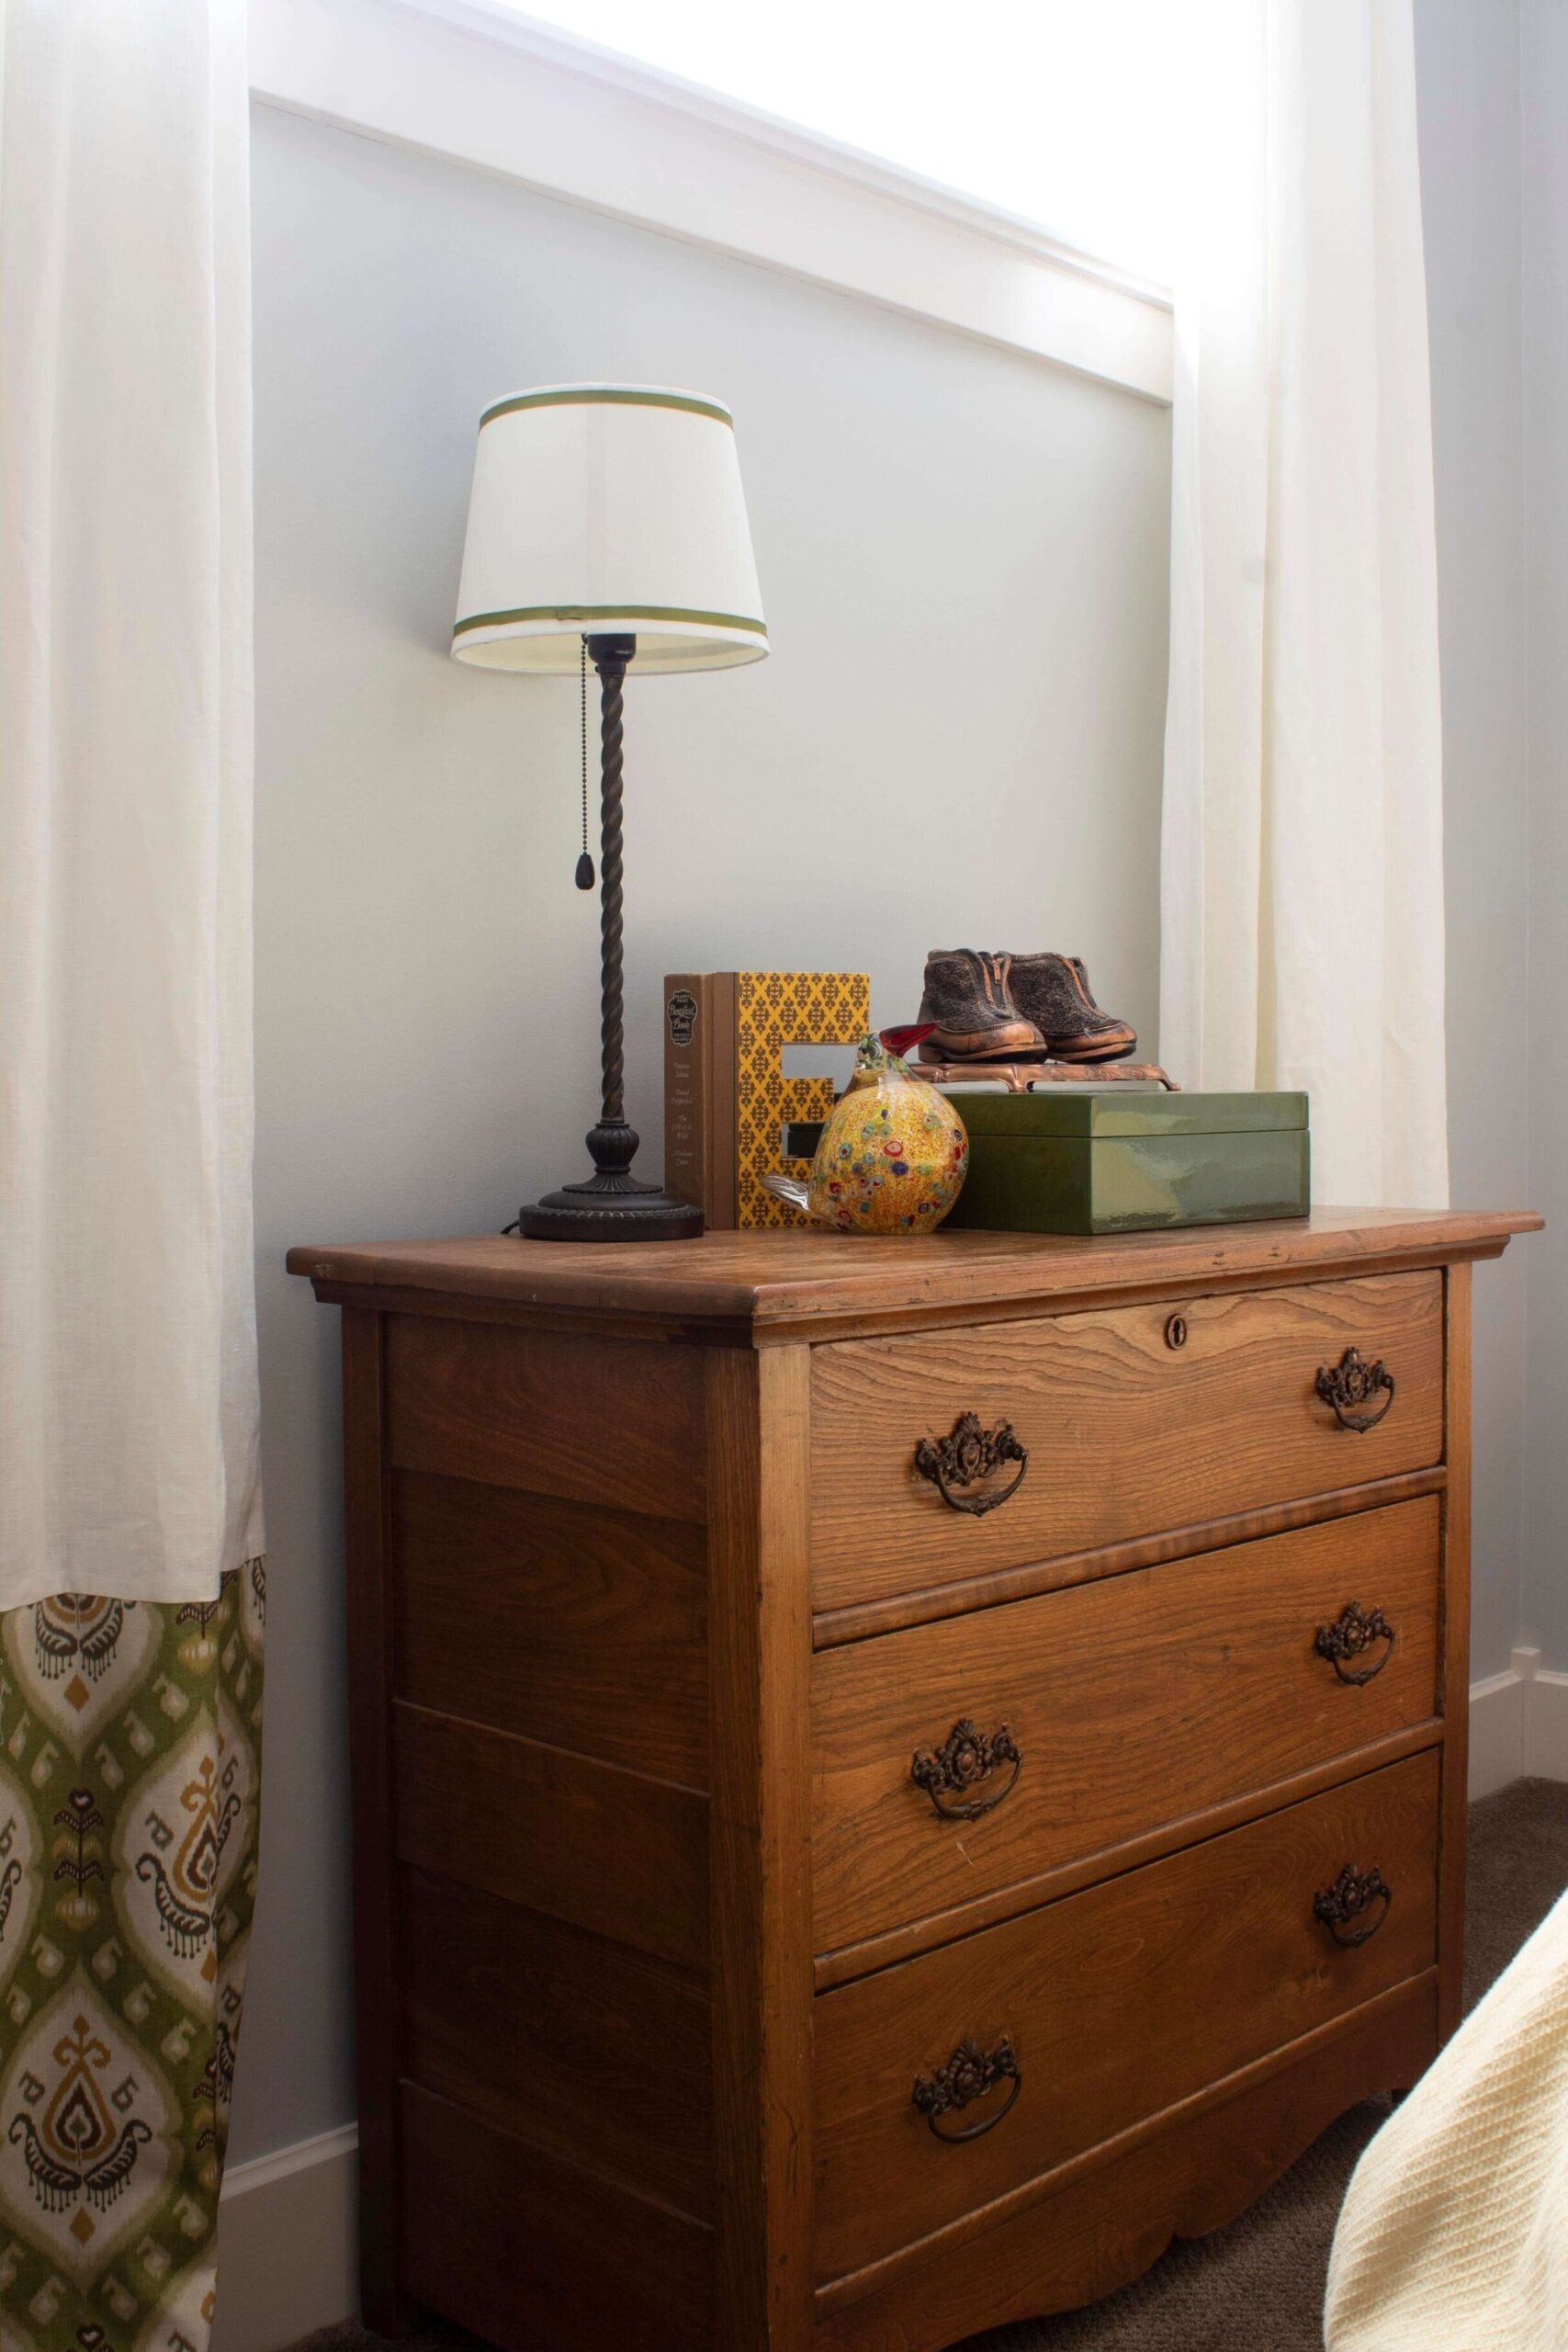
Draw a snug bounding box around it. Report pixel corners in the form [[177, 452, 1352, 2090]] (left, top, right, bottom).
[[478, 388, 735, 430], [452, 603, 767, 639]]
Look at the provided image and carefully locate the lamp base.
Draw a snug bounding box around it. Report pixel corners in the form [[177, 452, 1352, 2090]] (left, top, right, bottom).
[[513, 1118, 704, 1242], [515, 1182, 704, 1243]]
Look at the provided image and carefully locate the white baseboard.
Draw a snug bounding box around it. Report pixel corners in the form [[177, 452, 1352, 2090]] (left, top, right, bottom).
[[213, 2123, 359, 2352], [1469, 1647, 1568, 1798]]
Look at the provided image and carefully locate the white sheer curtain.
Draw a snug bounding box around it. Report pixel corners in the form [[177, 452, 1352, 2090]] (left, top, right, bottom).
[[0, 0, 262, 1607], [1160, 0, 1449, 1209]]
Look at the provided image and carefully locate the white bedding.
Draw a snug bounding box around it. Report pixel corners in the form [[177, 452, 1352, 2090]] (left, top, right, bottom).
[[1325, 1883, 1568, 2350]]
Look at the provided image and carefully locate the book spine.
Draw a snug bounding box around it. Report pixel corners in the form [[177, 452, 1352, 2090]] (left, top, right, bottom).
[[708, 974, 739, 1229], [663, 975, 709, 1215]]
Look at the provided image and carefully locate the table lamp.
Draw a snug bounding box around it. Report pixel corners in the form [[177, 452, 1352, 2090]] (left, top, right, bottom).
[[452, 383, 768, 1240]]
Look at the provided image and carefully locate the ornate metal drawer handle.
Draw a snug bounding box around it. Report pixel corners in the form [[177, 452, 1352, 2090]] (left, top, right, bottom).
[[912, 2035, 1021, 2143], [1314, 1863, 1393, 1948], [913, 1414, 1028, 1517], [1315, 1601, 1396, 1685], [911, 1718, 1022, 1821], [1315, 1348, 1396, 1432]]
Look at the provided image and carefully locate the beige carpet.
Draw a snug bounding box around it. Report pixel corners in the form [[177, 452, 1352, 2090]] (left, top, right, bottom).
[[289, 1778, 1568, 2352]]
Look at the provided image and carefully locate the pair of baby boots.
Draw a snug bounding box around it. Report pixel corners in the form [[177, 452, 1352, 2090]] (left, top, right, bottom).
[[916, 948, 1136, 1064]]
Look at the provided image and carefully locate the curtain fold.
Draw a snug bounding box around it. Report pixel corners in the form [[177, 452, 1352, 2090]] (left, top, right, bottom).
[[0, 8, 264, 2344], [0, 0, 263, 1610], [1160, 0, 1449, 1209]]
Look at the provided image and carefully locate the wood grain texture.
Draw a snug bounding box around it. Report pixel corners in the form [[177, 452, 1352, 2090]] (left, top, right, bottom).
[[812, 1498, 1440, 1956], [810, 1272, 1446, 1606], [297, 1211, 1530, 2352], [400, 2081, 712, 2352], [392, 1701, 707, 1970], [392, 1470, 707, 1784], [813, 1975, 1438, 2349], [338, 1309, 415, 2334], [813, 1724, 1442, 1992], [812, 1465, 1449, 1648], [1438, 1261, 1472, 2043], [706, 1347, 815, 2352], [386, 1314, 706, 1521], [298, 1275, 752, 1350], [400, 1867, 713, 2219], [289, 1208, 1540, 1340], [813, 1751, 1438, 2283]]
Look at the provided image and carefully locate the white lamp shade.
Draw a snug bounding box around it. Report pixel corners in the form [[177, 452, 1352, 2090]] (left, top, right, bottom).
[[451, 384, 768, 674]]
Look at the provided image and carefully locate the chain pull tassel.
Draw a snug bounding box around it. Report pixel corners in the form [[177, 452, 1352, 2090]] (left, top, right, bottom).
[[575, 636, 596, 889]]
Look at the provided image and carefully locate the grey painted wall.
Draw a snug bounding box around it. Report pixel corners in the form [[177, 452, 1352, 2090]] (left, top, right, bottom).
[[1415, 0, 1568, 1675], [1522, 0, 1568, 1664], [1414, 0, 1534, 1678], [243, 103, 1170, 2163]]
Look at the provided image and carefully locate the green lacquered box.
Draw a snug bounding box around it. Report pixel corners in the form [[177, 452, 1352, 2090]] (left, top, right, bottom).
[[940, 1089, 1310, 1237]]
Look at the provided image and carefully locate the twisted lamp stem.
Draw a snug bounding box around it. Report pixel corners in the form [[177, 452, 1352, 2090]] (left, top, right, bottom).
[[513, 631, 702, 1238], [597, 650, 626, 1127]]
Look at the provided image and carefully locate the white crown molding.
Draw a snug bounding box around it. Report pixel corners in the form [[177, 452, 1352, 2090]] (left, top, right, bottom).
[[248, 0, 1175, 404], [372, 0, 1173, 306]]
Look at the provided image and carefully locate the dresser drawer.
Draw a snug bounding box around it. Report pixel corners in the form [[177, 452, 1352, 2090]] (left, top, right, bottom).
[[812, 1749, 1438, 2285], [809, 1271, 1445, 1610], [813, 1496, 1440, 1960]]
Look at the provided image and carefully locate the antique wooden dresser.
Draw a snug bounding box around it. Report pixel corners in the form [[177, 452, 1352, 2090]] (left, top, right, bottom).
[[290, 1209, 1535, 2352]]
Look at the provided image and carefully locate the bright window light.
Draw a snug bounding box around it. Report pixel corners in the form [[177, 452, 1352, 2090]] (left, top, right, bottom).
[[502, 1, 1188, 285]]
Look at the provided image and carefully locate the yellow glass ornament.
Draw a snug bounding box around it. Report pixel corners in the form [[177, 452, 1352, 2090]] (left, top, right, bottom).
[[762, 1035, 968, 1235]]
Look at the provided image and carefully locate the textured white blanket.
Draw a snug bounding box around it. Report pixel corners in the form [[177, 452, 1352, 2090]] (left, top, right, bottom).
[[1325, 1884, 1568, 2349]]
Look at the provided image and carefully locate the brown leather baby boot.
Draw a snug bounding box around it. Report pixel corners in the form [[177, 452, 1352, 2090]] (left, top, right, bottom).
[[1007, 953, 1136, 1061], [917, 949, 1044, 1061]]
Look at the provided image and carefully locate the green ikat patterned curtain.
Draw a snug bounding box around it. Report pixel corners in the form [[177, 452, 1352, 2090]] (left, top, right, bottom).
[[0, 1566, 265, 2352]]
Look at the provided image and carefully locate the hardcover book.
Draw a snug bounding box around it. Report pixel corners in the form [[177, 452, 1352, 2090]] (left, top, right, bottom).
[[663, 970, 871, 1228]]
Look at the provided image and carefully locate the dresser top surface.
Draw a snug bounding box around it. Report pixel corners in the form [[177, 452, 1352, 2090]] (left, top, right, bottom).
[[288, 1207, 1538, 1336]]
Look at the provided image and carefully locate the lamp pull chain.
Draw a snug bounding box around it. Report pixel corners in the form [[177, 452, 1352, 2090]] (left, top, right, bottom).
[[574, 636, 596, 890]]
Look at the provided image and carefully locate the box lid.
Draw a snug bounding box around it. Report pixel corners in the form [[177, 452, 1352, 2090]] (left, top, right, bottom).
[[944, 1088, 1309, 1139]]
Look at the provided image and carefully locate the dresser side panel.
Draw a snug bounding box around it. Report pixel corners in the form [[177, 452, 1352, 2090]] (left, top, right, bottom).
[[392, 1468, 708, 1783], [400, 1867, 714, 2219], [386, 1313, 708, 1520], [401, 2082, 712, 2352], [392, 1702, 707, 1970], [379, 1315, 717, 2346]]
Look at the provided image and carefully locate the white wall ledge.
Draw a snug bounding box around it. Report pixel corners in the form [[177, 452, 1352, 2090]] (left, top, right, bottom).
[[213, 2124, 358, 2352], [248, 0, 1175, 404]]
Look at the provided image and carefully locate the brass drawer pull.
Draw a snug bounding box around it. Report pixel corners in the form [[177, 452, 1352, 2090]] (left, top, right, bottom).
[[1315, 1347, 1396, 1432], [1314, 1863, 1393, 1948], [912, 2035, 1021, 2143], [1315, 1601, 1396, 1685], [911, 1718, 1022, 1821], [913, 1414, 1028, 1517]]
